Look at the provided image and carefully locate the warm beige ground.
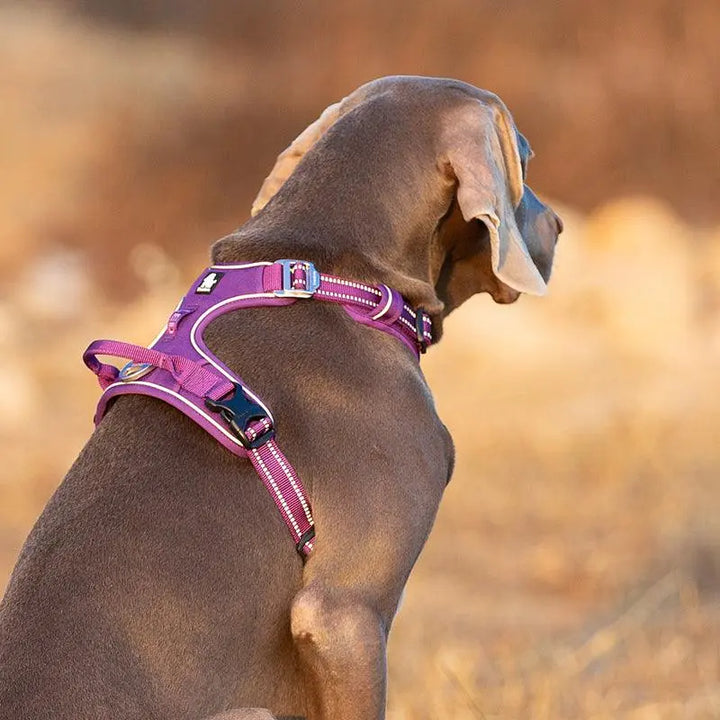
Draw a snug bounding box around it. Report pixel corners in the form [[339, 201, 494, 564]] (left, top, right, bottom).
[[1, 8, 719, 719]]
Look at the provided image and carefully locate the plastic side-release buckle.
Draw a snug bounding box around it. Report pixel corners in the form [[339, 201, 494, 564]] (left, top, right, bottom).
[[205, 384, 275, 449]]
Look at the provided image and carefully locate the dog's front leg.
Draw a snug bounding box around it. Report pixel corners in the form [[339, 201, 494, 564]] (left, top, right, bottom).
[[284, 378, 451, 719], [291, 580, 387, 720], [288, 469, 446, 720], [290, 582, 388, 720]]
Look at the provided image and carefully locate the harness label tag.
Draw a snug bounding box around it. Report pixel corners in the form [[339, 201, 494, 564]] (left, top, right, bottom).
[[195, 271, 224, 294]]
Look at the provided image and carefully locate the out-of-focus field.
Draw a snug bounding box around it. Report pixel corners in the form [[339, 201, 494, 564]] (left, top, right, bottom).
[[391, 200, 720, 719], [1, 6, 719, 720]]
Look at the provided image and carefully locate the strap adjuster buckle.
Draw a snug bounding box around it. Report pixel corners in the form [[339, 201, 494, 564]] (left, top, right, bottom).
[[296, 526, 316, 554], [205, 384, 275, 449], [273, 259, 321, 298], [415, 309, 430, 354]]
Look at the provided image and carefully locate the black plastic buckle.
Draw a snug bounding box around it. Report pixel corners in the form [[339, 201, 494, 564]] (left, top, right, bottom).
[[415, 309, 429, 354], [205, 384, 275, 449]]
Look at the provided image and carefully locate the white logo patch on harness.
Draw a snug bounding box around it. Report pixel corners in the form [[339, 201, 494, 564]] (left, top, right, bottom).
[[195, 271, 224, 294]]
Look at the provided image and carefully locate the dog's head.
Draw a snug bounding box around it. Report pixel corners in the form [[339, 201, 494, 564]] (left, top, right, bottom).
[[431, 91, 562, 314], [251, 76, 562, 322]]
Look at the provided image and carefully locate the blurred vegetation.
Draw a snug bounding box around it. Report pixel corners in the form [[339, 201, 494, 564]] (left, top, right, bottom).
[[1, 3, 719, 718], [2, 0, 719, 295], [62, 0, 719, 218]]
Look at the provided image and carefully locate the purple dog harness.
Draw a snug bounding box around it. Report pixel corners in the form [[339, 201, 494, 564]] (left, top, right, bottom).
[[84, 259, 433, 557]]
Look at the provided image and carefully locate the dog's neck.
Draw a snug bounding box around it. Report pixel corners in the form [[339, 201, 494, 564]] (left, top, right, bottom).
[[213, 130, 454, 327]]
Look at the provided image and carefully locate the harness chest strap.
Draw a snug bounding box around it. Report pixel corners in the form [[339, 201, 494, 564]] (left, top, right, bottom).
[[84, 259, 433, 557]]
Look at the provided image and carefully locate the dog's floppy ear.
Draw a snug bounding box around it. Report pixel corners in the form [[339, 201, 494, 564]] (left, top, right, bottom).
[[251, 100, 345, 216], [444, 98, 548, 296]]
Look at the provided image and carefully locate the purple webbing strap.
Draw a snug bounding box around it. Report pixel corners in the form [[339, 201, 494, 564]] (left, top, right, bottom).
[[245, 418, 315, 555], [315, 276, 433, 355], [83, 339, 235, 400], [260, 262, 433, 356]]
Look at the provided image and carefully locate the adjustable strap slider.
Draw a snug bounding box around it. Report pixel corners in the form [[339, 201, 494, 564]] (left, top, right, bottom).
[[273, 259, 321, 298], [414, 309, 431, 354], [296, 526, 316, 555]]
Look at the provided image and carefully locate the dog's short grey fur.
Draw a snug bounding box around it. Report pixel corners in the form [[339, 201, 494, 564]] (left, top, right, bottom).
[[0, 76, 561, 720]]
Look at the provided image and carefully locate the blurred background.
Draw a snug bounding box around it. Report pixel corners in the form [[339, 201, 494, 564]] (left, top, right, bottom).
[[1, 1, 719, 717]]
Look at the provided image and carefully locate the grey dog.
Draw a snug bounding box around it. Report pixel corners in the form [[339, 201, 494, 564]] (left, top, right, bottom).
[[0, 76, 561, 720]]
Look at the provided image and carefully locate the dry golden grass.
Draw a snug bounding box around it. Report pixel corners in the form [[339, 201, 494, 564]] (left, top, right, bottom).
[[1, 8, 719, 719]]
